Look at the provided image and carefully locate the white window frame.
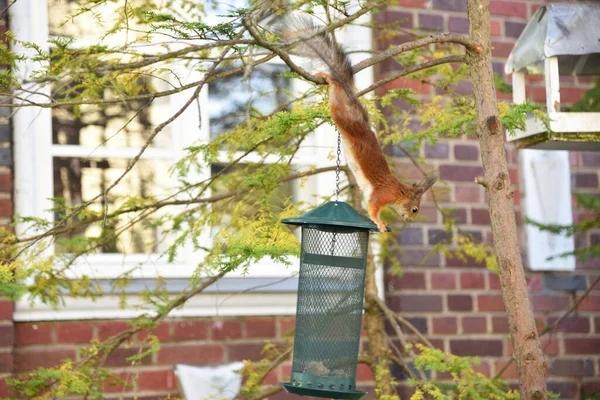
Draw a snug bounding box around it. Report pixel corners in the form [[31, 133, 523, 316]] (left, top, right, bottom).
[[11, 0, 377, 320]]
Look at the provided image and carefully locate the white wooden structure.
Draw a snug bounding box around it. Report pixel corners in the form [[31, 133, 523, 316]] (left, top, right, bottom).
[[505, 3, 600, 151]]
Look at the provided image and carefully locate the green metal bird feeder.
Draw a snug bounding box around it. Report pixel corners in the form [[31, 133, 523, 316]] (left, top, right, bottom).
[[280, 200, 380, 399]]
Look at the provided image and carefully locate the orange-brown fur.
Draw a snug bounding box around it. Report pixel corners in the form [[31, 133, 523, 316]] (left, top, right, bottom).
[[282, 14, 436, 232]]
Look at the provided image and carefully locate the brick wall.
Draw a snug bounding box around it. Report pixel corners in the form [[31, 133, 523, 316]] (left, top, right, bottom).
[[379, 0, 600, 399], [7, 317, 295, 399], [3, 1, 600, 400]]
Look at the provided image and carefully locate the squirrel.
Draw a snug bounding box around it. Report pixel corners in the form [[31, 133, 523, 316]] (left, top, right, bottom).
[[280, 14, 437, 233]]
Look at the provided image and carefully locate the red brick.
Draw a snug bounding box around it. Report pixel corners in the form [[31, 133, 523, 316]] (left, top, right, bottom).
[[0, 199, 12, 218], [414, 205, 437, 224], [157, 344, 224, 364], [477, 295, 505, 312], [546, 316, 590, 334], [376, 10, 414, 29], [454, 144, 479, 161], [455, 185, 481, 203], [471, 208, 491, 225], [432, 0, 467, 12], [494, 360, 518, 379], [0, 377, 11, 398], [97, 321, 130, 341], [173, 320, 207, 341], [15, 323, 53, 346], [419, 13, 444, 31], [581, 152, 600, 167], [430, 272, 456, 290], [488, 273, 501, 290], [540, 337, 559, 356], [396, 0, 428, 7], [386, 271, 426, 291], [0, 174, 11, 193], [460, 272, 485, 289], [462, 316, 487, 334], [135, 322, 171, 342], [448, 17, 469, 34], [574, 173, 599, 188], [446, 252, 486, 268], [490, 20, 502, 36], [432, 317, 457, 334], [564, 338, 600, 354], [0, 352, 13, 373], [561, 87, 588, 104], [397, 249, 441, 267], [246, 318, 276, 338], [551, 359, 595, 377], [356, 363, 373, 382], [103, 372, 135, 393], [137, 370, 177, 391], [279, 318, 295, 337], [56, 322, 93, 344], [211, 320, 242, 340], [526, 273, 543, 291], [388, 294, 443, 312], [0, 325, 13, 347], [439, 165, 484, 182], [425, 142, 449, 159], [491, 41, 515, 58], [532, 294, 570, 313], [227, 342, 267, 361], [448, 295, 473, 311], [450, 339, 503, 357], [578, 296, 600, 312], [492, 317, 509, 333], [490, 0, 527, 17], [104, 347, 153, 367], [583, 381, 600, 395], [14, 349, 76, 372], [0, 300, 13, 320], [547, 381, 578, 399]]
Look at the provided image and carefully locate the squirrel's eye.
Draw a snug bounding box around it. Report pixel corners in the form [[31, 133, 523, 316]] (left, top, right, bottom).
[[412, 207, 418, 213]]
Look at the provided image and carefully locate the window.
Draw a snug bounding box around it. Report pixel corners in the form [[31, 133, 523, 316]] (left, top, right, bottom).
[[11, 0, 374, 320]]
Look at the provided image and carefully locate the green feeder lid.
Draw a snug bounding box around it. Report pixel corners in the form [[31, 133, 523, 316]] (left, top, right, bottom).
[[281, 201, 390, 232]]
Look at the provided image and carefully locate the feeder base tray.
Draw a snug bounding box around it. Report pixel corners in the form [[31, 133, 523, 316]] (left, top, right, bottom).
[[281, 382, 366, 399]]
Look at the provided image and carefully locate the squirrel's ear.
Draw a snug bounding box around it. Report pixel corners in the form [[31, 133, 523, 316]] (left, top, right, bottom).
[[419, 174, 438, 192]]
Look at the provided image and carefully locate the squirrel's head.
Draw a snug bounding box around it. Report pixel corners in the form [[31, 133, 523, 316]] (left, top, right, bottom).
[[393, 175, 437, 222]]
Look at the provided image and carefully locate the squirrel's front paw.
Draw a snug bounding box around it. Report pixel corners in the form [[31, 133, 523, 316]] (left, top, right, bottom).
[[377, 222, 387, 233]]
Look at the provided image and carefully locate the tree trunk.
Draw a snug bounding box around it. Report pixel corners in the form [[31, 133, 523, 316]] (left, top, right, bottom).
[[466, 1, 548, 399]]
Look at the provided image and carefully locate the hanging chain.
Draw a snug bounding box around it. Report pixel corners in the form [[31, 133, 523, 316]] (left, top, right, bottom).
[[335, 129, 341, 202], [330, 129, 343, 256]]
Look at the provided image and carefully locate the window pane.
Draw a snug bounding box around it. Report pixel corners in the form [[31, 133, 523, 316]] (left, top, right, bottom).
[[208, 64, 292, 140], [51, 81, 172, 149], [53, 157, 173, 254]]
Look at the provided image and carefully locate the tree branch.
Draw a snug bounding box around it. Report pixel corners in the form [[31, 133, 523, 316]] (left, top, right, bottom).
[[353, 34, 478, 74]]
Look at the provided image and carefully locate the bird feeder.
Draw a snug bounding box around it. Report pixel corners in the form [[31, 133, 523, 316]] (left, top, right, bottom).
[[504, 3, 600, 150], [280, 201, 380, 400]]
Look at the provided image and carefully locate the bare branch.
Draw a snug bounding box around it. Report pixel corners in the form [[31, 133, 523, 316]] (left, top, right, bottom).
[[353, 34, 477, 74]]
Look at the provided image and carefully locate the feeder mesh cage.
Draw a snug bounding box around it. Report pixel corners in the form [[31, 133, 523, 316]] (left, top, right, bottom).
[[291, 224, 369, 387]]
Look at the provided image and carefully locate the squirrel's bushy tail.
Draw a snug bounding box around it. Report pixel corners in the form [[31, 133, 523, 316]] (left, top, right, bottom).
[[278, 13, 354, 93]]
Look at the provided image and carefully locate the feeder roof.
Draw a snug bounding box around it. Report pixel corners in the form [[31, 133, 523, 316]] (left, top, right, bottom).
[[505, 3, 600, 75], [281, 201, 384, 232]]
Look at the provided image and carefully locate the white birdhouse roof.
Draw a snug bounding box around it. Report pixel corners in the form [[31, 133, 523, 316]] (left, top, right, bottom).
[[505, 3, 600, 75]]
